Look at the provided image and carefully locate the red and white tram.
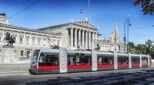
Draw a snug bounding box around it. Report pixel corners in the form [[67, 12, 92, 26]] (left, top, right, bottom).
[[29, 48, 151, 74]]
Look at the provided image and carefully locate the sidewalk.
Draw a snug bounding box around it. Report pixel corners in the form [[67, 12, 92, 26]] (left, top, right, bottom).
[[0, 64, 30, 74]]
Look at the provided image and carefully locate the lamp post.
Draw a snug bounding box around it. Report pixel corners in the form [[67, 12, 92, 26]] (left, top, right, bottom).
[[124, 15, 131, 53]]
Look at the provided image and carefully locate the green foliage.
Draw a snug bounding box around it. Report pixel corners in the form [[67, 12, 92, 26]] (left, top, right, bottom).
[[128, 39, 154, 58], [128, 42, 137, 53], [134, 0, 154, 15], [136, 44, 146, 54]]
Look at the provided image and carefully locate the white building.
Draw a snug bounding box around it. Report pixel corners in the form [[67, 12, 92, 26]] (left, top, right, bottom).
[[0, 12, 126, 62]]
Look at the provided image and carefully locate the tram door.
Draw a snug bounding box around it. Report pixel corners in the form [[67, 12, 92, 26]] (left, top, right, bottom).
[[97, 56, 114, 70], [118, 56, 129, 69], [67, 53, 92, 72], [142, 57, 148, 67], [132, 57, 140, 68]]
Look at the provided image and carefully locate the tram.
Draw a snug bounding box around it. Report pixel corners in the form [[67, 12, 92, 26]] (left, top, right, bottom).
[[29, 48, 151, 74]]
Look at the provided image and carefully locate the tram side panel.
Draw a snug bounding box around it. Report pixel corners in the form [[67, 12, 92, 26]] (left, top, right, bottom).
[[59, 48, 67, 73], [92, 50, 97, 71], [67, 53, 92, 72]]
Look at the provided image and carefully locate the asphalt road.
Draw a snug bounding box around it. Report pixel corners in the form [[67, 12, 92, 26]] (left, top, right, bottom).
[[0, 68, 154, 85]]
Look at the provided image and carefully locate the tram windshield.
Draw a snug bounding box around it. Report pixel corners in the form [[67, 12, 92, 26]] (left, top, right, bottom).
[[32, 50, 40, 62], [38, 53, 59, 66]]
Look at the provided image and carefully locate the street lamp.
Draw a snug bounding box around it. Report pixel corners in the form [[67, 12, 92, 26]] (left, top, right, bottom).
[[123, 15, 131, 53]]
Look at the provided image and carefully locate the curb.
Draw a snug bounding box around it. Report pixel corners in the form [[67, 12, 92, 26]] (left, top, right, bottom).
[[0, 71, 28, 74]]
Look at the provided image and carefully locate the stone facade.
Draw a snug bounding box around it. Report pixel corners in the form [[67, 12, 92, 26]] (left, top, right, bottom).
[[96, 24, 126, 52], [39, 20, 97, 50], [0, 12, 126, 63], [0, 24, 61, 62]]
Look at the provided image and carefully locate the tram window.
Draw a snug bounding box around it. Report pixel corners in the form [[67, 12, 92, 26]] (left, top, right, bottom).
[[132, 57, 140, 64], [39, 53, 44, 63], [39, 54, 59, 66], [98, 56, 114, 64], [32, 50, 40, 62], [68, 55, 91, 65], [142, 57, 148, 65], [118, 57, 128, 64]]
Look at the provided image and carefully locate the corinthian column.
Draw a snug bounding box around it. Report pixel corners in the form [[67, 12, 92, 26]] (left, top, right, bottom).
[[71, 28, 73, 48], [85, 31, 88, 49], [89, 32, 92, 49], [82, 30, 84, 49], [91, 32, 94, 49], [74, 28, 77, 48], [78, 29, 81, 48]]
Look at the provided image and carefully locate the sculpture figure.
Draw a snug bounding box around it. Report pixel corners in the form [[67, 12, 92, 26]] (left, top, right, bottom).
[[4, 32, 15, 46]]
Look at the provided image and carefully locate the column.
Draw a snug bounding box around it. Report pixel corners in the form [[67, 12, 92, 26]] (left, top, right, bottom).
[[128, 53, 132, 68], [78, 29, 81, 48], [2, 29, 5, 42], [74, 29, 77, 48], [29, 34, 32, 46], [114, 51, 118, 69], [93, 32, 96, 49], [15, 32, 19, 44], [89, 32, 92, 49], [40, 35, 43, 46], [71, 28, 73, 48], [23, 32, 26, 45], [36, 34, 38, 46], [139, 54, 142, 68], [82, 30, 84, 49], [85, 31, 88, 49], [91, 32, 93, 49]]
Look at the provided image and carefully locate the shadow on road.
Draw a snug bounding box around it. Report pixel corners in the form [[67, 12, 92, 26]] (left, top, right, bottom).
[[26, 70, 154, 85]]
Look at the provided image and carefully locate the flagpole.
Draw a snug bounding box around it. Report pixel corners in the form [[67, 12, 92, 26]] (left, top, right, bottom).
[[88, 0, 90, 23], [88, 0, 91, 49]]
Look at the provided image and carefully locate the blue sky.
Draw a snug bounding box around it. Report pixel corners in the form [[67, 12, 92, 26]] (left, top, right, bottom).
[[0, 0, 153, 44]]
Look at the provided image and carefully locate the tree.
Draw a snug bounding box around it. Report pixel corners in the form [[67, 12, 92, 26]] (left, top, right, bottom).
[[150, 46, 154, 59], [128, 42, 137, 53], [128, 42, 135, 48], [145, 39, 153, 54], [134, 0, 154, 15], [136, 44, 146, 54]]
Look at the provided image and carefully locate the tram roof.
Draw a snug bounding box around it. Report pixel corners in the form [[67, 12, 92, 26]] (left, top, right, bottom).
[[35, 48, 150, 58], [38, 48, 59, 53]]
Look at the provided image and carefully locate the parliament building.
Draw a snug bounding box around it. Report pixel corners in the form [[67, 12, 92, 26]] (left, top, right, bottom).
[[0, 12, 126, 62]]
